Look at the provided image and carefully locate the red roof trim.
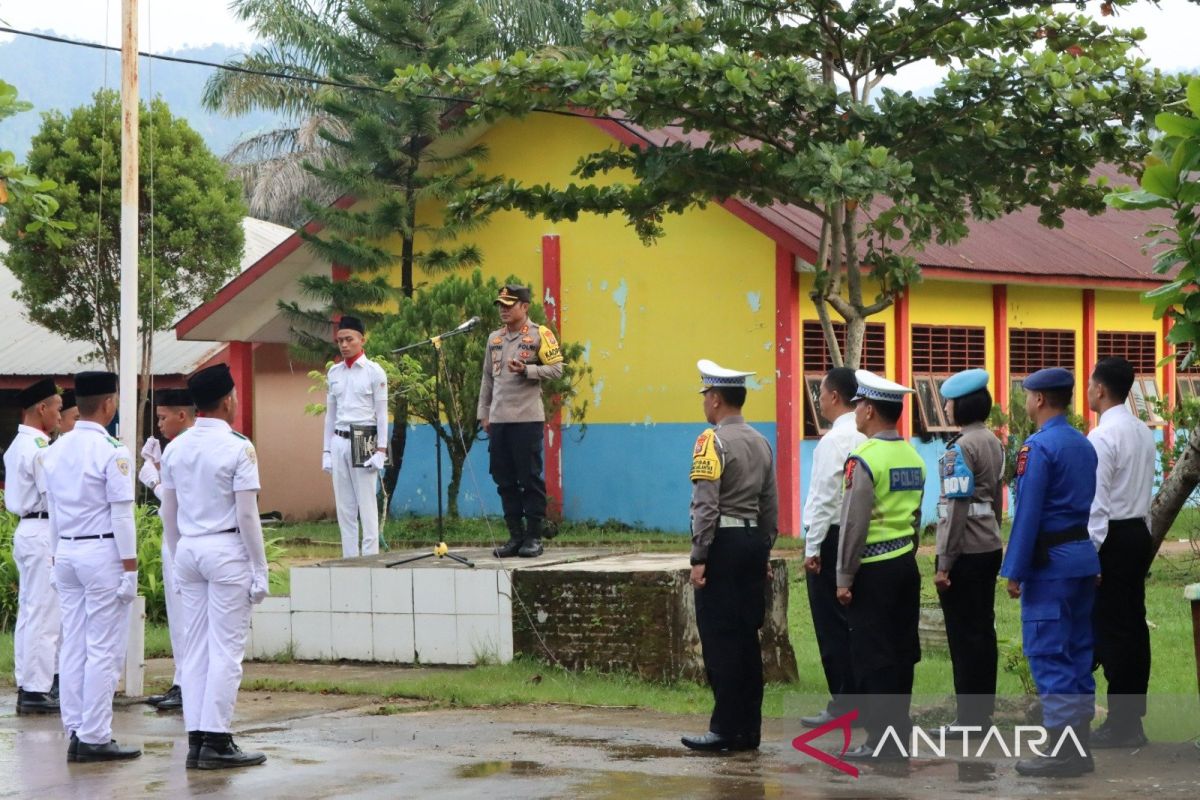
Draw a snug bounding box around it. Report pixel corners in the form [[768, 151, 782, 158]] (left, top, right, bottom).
[[919, 266, 1158, 290]]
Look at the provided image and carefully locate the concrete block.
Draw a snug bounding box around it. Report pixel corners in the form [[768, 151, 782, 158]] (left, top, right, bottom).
[[454, 569, 499, 615], [414, 613, 458, 664], [258, 596, 291, 615], [498, 613, 514, 664], [456, 614, 501, 664], [248, 607, 292, 660], [331, 612, 374, 661], [331, 567, 373, 613], [372, 614, 416, 663], [292, 611, 332, 661], [412, 569, 455, 615], [290, 568, 331, 612], [372, 568, 413, 614]]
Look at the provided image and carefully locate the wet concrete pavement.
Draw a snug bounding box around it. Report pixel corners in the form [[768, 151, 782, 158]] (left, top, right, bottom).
[[2, 688, 1198, 798]]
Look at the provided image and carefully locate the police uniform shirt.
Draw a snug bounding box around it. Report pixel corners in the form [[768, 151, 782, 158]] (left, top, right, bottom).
[[160, 418, 260, 536], [689, 415, 779, 563], [802, 412, 866, 558], [477, 323, 564, 423], [1086, 404, 1155, 549], [3, 425, 51, 516], [935, 421, 1004, 572], [42, 422, 136, 557], [327, 354, 389, 431]]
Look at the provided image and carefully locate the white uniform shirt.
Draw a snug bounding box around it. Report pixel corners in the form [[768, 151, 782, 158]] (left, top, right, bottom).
[[42, 421, 135, 553], [323, 355, 389, 450], [1087, 403, 1156, 548], [803, 411, 867, 558], [160, 418, 260, 537], [3, 424, 51, 518]]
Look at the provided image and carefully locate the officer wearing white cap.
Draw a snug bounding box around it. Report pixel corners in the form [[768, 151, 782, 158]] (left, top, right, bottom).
[[835, 369, 924, 761], [42, 371, 141, 763], [682, 360, 778, 752], [933, 368, 1004, 730], [137, 387, 196, 712], [322, 315, 389, 558], [5, 378, 63, 714], [160, 363, 269, 770]]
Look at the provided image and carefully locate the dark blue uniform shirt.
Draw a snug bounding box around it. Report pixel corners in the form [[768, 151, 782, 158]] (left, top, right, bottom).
[[1000, 415, 1101, 581]]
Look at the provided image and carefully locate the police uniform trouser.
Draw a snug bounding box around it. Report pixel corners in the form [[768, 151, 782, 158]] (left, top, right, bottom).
[[695, 527, 770, 740], [487, 422, 547, 530], [846, 550, 920, 747], [175, 533, 253, 734], [162, 538, 186, 687], [938, 549, 1001, 725], [55, 539, 132, 745], [806, 527, 853, 716], [1094, 518, 1153, 727], [1022, 577, 1096, 730], [13, 519, 60, 692], [330, 434, 380, 558]]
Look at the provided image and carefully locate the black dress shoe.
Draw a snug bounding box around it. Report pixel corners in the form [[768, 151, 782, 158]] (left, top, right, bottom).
[[186, 731, 204, 769], [155, 685, 183, 711], [49, 674, 60, 702], [1091, 722, 1148, 749], [843, 742, 908, 761], [1015, 727, 1090, 778], [74, 740, 142, 763], [682, 731, 741, 752], [198, 733, 267, 770], [518, 538, 544, 558], [67, 732, 79, 763], [492, 539, 522, 558], [16, 689, 59, 714]]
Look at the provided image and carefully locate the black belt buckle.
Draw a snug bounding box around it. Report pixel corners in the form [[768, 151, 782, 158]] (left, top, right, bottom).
[[22, 512, 49, 520], [334, 429, 352, 439], [60, 532, 115, 541]]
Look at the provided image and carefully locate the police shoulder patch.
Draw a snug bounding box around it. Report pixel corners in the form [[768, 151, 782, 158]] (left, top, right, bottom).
[[35, 437, 48, 448], [537, 325, 564, 365], [843, 457, 859, 489], [1016, 444, 1031, 477], [115, 457, 131, 476], [245, 444, 257, 465], [690, 429, 722, 481]]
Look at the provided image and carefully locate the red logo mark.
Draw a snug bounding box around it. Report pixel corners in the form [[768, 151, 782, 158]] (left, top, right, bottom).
[[791, 709, 860, 778]]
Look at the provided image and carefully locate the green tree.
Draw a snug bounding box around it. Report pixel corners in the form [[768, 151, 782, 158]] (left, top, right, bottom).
[[370, 270, 590, 518], [0, 90, 246, 434], [392, 0, 1177, 366], [1107, 76, 1200, 552], [0, 79, 71, 245]]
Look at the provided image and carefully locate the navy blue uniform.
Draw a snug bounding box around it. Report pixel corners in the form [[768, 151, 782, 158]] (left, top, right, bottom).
[[1000, 415, 1100, 730]]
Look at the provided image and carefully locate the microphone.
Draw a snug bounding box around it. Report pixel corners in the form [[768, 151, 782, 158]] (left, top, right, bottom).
[[455, 316, 481, 332]]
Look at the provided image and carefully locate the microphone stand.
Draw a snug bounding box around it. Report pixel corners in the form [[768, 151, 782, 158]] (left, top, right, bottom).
[[392, 321, 479, 567]]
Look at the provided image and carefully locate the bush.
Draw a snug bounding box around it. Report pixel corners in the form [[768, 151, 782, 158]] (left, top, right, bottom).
[[0, 505, 18, 631]]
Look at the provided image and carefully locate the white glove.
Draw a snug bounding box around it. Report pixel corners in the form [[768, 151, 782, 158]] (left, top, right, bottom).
[[141, 437, 161, 464], [363, 451, 386, 471], [322, 452, 332, 473], [138, 460, 160, 490], [250, 570, 269, 604], [116, 571, 138, 604]]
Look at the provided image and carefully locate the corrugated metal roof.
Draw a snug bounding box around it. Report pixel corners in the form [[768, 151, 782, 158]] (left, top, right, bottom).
[[0, 217, 293, 376]]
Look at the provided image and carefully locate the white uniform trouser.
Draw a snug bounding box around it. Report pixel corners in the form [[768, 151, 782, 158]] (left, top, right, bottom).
[[330, 434, 379, 558], [175, 534, 252, 733], [54, 539, 131, 745], [162, 538, 185, 687], [13, 519, 60, 692]]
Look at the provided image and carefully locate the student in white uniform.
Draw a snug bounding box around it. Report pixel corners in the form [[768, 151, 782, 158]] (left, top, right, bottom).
[[136, 387, 196, 711], [322, 315, 389, 558], [42, 371, 141, 763], [1085, 356, 1157, 748], [160, 363, 269, 770], [4, 378, 63, 715], [57, 391, 79, 436]]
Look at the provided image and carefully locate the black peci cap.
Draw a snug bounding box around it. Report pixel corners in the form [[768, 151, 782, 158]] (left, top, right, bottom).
[[74, 371, 118, 398], [187, 363, 235, 407], [60, 389, 76, 411], [153, 388, 194, 408], [17, 378, 58, 409], [337, 315, 365, 335]]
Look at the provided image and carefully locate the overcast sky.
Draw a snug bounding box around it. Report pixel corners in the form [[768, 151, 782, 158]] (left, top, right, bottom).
[[2, 0, 1198, 90]]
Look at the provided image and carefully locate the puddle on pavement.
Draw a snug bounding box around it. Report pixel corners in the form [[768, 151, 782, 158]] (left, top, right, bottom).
[[515, 730, 684, 762], [456, 760, 556, 779]]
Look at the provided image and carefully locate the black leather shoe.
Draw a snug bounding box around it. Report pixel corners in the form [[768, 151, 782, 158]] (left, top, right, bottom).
[[682, 731, 742, 752], [198, 733, 267, 770], [67, 732, 79, 763], [800, 710, 837, 728], [843, 742, 909, 761], [186, 731, 204, 769], [518, 538, 544, 558], [492, 539, 522, 558], [74, 740, 142, 762], [1014, 727, 1090, 778], [49, 674, 60, 702], [155, 685, 183, 711], [1091, 722, 1147, 749], [17, 689, 59, 714]]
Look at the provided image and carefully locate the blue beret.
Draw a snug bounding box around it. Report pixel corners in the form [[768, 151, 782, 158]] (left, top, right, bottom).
[[940, 368, 990, 400], [1022, 367, 1074, 392]]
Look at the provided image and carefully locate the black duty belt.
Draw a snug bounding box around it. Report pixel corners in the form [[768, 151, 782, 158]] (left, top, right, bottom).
[[22, 512, 49, 520], [334, 427, 375, 439], [717, 514, 758, 530], [1033, 526, 1088, 566], [861, 537, 912, 559], [60, 533, 115, 541], [1109, 517, 1149, 533]]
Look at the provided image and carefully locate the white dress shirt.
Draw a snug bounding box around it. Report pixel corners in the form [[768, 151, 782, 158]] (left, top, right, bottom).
[[803, 411, 867, 558], [42, 421, 136, 557], [322, 354, 389, 451], [1087, 403, 1156, 548], [161, 418, 260, 537], [3, 424, 51, 518]]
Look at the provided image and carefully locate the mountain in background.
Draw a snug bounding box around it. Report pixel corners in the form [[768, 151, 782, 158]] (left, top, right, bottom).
[[0, 31, 284, 158]]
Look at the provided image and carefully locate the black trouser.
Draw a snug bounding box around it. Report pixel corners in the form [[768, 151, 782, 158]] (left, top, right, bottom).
[[488, 422, 547, 535], [846, 550, 921, 749], [695, 527, 771, 741], [1094, 517, 1154, 729], [806, 527, 854, 715], [938, 549, 1002, 725]]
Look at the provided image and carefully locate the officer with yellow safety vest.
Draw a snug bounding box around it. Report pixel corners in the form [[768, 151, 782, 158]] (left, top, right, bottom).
[[835, 370, 924, 762]]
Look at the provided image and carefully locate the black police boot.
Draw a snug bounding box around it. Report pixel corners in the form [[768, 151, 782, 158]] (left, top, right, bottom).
[[155, 684, 183, 711], [67, 732, 79, 763], [49, 674, 60, 701], [186, 731, 204, 769], [492, 517, 524, 558], [74, 739, 142, 763], [1092, 717, 1148, 749], [1014, 725, 1090, 777], [16, 688, 59, 714], [519, 519, 544, 558], [197, 732, 267, 770]]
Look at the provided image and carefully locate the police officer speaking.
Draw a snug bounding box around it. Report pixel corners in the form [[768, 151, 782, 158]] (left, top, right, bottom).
[[42, 371, 141, 763], [160, 363, 270, 770], [1001, 367, 1100, 778], [682, 359, 778, 753]]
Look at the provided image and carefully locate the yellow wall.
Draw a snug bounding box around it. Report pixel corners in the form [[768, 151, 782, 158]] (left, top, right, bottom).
[[1007, 285, 1085, 413], [909, 279, 996, 391], [1095, 288, 1164, 387]]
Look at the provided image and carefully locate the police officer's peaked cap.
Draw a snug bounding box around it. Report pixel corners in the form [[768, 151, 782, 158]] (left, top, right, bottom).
[[697, 359, 755, 393], [940, 368, 990, 400], [1022, 367, 1074, 392], [74, 371, 118, 398], [60, 390, 76, 411], [188, 363, 235, 407], [17, 378, 58, 409], [495, 284, 532, 306], [154, 388, 194, 408], [852, 370, 915, 403], [337, 315, 365, 335]]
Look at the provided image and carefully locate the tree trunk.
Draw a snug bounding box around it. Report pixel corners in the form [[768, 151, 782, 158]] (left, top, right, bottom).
[[843, 314, 866, 369], [447, 449, 464, 520], [383, 397, 407, 500], [1150, 426, 1200, 554]]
